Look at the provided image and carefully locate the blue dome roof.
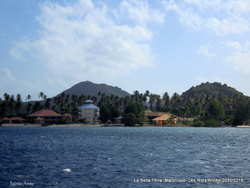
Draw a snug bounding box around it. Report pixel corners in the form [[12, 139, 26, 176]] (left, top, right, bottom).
[[79, 100, 99, 109], [85, 99, 93, 103]]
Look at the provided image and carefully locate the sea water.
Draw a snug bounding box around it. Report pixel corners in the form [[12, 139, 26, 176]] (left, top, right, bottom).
[[0, 126, 249, 187]]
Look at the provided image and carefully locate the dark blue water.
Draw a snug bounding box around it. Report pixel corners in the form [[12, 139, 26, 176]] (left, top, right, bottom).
[[0, 126, 249, 188]]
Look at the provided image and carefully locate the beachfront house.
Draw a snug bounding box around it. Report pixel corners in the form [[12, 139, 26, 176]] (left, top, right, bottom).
[[27, 110, 62, 124], [78, 100, 99, 124], [145, 111, 183, 125], [1, 117, 25, 124]]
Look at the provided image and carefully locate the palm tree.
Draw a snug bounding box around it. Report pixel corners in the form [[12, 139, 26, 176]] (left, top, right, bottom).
[[0, 98, 6, 116], [38, 92, 45, 101], [33, 101, 42, 112], [15, 94, 22, 115], [4, 93, 10, 102], [162, 92, 170, 110], [171, 93, 181, 107], [43, 94, 47, 101], [26, 102, 33, 114], [2, 93, 10, 115], [26, 94, 31, 102], [149, 94, 156, 111], [45, 98, 51, 109], [133, 90, 140, 103], [9, 95, 15, 115]]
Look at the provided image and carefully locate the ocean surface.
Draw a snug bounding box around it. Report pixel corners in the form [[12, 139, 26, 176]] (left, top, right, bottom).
[[0, 126, 250, 188]]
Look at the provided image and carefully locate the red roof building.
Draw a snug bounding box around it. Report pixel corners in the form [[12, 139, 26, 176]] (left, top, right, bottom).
[[28, 110, 62, 117], [27, 110, 62, 123], [34, 117, 45, 123], [1, 117, 25, 123], [2, 117, 10, 123]]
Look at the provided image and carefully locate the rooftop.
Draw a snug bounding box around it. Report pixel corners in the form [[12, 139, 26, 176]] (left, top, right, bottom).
[[27, 110, 62, 117], [79, 103, 99, 109]]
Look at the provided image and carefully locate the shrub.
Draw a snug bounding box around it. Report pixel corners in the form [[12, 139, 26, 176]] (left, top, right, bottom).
[[204, 119, 221, 127], [193, 120, 205, 127], [123, 113, 137, 126]]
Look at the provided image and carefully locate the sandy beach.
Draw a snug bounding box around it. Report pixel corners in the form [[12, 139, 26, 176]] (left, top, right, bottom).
[[236, 125, 250, 128]]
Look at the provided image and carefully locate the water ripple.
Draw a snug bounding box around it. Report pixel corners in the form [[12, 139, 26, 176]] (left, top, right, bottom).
[[0, 126, 250, 187]]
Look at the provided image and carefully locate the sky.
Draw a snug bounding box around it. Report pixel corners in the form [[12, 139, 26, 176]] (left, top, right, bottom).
[[1, 0, 250, 100]]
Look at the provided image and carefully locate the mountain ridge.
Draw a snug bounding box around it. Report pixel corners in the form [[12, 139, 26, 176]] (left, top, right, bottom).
[[58, 81, 245, 100], [59, 81, 131, 98]]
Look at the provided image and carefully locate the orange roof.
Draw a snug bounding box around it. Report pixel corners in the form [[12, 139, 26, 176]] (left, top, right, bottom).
[[153, 113, 172, 121], [145, 112, 166, 117], [28, 110, 62, 117]]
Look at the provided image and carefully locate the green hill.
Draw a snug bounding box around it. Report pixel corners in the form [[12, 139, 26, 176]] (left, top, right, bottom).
[[59, 81, 131, 98], [181, 82, 243, 98]]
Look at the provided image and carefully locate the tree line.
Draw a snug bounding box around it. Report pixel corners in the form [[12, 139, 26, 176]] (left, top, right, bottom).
[[1, 85, 250, 126]]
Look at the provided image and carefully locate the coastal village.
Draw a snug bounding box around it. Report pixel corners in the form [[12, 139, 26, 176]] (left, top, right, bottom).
[[0, 99, 185, 127], [0, 81, 250, 127]]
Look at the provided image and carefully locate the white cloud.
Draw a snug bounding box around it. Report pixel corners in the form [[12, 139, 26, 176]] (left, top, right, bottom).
[[120, 0, 165, 25], [225, 51, 250, 75], [11, 0, 162, 84], [224, 41, 250, 75], [198, 45, 216, 58], [205, 16, 249, 36], [224, 41, 242, 50], [164, 0, 202, 30], [0, 68, 15, 82], [163, 0, 250, 36], [0, 68, 36, 99]]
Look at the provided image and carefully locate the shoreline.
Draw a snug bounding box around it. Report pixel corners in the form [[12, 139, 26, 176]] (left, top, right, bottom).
[[0, 123, 102, 127], [1, 123, 247, 128]]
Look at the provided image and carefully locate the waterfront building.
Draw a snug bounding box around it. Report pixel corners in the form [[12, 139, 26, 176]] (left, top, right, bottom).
[[27, 110, 62, 123], [78, 100, 99, 124]]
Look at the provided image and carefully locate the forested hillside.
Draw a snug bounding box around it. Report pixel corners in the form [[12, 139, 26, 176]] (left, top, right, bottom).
[[182, 82, 243, 98]]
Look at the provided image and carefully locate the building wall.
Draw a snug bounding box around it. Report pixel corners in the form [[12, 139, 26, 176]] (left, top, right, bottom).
[[78, 108, 99, 124]]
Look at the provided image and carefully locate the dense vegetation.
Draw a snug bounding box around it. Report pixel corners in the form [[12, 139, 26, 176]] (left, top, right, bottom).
[[1, 82, 250, 126]]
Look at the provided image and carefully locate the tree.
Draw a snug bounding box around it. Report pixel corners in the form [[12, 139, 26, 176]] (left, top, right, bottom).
[[100, 105, 111, 123], [171, 92, 181, 108], [162, 92, 170, 110], [32, 101, 42, 112], [26, 102, 33, 114], [38, 92, 45, 101], [26, 94, 31, 102], [124, 102, 143, 117], [233, 97, 250, 125], [110, 105, 120, 119], [15, 94, 22, 115], [208, 100, 225, 120], [45, 98, 51, 109], [9, 95, 15, 115], [123, 113, 136, 126], [3, 93, 10, 115], [0, 98, 5, 117]]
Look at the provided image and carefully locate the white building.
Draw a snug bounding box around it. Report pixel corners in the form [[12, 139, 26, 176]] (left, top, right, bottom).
[[78, 100, 99, 124]]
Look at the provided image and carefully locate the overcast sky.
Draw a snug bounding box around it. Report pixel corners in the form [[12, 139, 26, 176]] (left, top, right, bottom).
[[1, 0, 250, 100]]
